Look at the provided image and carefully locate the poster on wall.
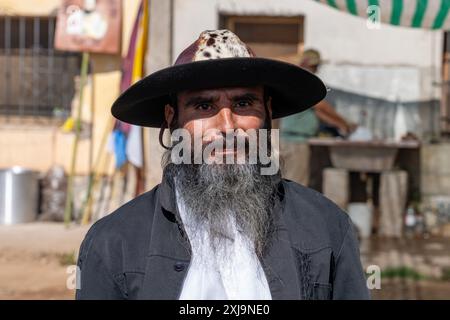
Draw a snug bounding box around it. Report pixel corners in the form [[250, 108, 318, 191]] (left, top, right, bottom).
[[55, 0, 122, 54]]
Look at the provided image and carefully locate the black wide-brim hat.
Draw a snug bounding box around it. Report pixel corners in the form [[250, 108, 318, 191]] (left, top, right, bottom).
[[112, 30, 327, 128]]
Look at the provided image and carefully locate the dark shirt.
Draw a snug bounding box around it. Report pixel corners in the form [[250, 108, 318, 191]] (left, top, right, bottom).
[[75, 174, 370, 300]]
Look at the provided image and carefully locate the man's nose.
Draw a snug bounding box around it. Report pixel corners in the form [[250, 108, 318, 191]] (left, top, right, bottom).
[[215, 107, 236, 133]]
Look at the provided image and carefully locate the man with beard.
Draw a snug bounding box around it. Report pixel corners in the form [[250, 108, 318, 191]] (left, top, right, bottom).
[[75, 30, 370, 300]]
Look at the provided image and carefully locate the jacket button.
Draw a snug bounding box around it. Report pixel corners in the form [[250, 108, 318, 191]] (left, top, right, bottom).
[[174, 262, 186, 272]]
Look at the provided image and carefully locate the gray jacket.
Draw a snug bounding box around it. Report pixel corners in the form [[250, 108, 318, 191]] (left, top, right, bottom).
[[75, 174, 370, 300]]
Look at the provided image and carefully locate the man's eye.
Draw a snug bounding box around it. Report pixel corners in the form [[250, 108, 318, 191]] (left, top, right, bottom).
[[235, 100, 252, 108], [195, 103, 212, 111]]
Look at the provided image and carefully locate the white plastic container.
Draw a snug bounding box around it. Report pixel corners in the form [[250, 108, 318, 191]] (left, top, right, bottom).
[[347, 202, 373, 238]]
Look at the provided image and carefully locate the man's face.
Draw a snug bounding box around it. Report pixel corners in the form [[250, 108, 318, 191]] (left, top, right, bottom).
[[165, 86, 271, 157], [163, 86, 277, 257]]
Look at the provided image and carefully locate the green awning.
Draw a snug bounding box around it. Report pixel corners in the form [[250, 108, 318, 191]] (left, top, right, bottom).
[[315, 0, 450, 30]]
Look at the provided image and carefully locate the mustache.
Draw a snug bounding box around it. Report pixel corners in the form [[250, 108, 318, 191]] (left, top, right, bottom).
[[203, 134, 251, 152], [172, 129, 273, 161]]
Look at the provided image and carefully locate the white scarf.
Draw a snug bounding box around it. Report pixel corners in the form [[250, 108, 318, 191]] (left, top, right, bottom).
[[176, 190, 272, 300]]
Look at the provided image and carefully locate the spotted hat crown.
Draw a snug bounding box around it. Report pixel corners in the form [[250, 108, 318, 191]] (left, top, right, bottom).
[[174, 29, 256, 65]]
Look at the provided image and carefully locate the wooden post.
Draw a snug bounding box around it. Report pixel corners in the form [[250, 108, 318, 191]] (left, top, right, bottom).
[[64, 52, 90, 226], [379, 170, 408, 237]]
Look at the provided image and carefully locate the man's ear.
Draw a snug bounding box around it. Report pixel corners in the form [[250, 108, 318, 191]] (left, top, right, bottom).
[[165, 104, 175, 127]]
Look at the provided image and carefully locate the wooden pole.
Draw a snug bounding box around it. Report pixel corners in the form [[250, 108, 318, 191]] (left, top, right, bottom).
[[64, 51, 90, 227]]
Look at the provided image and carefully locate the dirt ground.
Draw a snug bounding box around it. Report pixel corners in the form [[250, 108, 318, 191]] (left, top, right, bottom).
[[0, 222, 449, 300], [360, 236, 450, 299], [0, 222, 90, 300]]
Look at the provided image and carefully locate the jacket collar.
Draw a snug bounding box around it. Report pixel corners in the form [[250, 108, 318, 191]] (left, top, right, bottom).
[[159, 169, 178, 215], [146, 169, 302, 299]]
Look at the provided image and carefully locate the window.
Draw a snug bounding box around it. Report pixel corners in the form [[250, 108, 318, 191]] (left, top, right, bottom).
[[220, 15, 304, 64], [0, 16, 80, 123]]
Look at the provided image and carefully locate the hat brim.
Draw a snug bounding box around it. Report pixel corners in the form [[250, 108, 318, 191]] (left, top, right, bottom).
[[111, 57, 327, 128]]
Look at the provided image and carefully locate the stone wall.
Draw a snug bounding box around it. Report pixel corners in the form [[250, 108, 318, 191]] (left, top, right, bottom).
[[421, 143, 450, 199]]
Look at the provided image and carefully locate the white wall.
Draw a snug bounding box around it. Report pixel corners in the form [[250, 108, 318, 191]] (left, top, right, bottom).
[[172, 0, 443, 102], [173, 0, 219, 59]]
